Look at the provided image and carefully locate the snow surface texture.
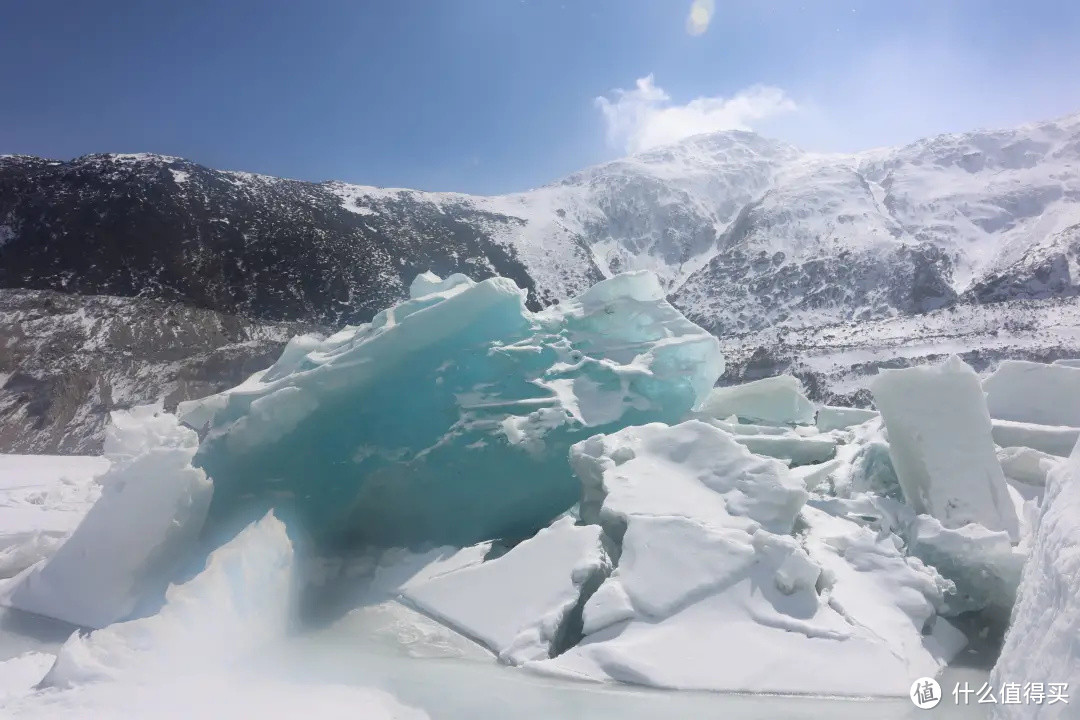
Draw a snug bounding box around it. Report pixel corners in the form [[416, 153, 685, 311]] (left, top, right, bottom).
[[530, 421, 964, 696], [3, 406, 212, 628], [990, 442, 1080, 720], [871, 356, 1019, 539], [189, 271, 723, 548], [401, 517, 609, 664], [0, 455, 110, 578]]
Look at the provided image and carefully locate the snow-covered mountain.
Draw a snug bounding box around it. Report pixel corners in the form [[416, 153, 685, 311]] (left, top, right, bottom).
[[2, 112, 1080, 452], [4, 113, 1079, 331]]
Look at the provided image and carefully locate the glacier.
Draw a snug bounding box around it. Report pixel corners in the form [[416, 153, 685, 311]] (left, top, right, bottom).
[[187, 271, 723, 548], [9, 271, 1080, 714]]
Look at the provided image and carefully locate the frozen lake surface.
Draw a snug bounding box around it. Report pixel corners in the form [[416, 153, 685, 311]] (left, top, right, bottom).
[[0, 606, 990, 719]]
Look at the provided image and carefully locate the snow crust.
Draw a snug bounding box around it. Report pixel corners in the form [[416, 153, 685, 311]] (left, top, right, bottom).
[[990, 442, 1080, 719], [4, 406, 212, 628], [189, 271, 722, 547], [871, 356, 1019, 539]]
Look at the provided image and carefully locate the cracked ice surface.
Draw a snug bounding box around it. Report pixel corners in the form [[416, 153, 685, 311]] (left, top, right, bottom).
[[187, 271, 723, 548], [531, 421, 965, 696]]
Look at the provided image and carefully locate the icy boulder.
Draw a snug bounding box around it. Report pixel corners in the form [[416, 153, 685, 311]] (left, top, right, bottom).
[[190, 271, 723, 548], [401, 517, 609, 664], [870, 356, 1019, 540], [984, 360, 1080, 426], [42, 511, 292, 686], [3, 406, 212, 628], [696, 375, 815, 426], [532, 421, 962, 696], [990, 444, 1080, 719]]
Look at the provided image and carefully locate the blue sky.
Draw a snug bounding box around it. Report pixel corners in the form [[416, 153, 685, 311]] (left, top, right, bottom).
[[2, 0, 1079, 194]]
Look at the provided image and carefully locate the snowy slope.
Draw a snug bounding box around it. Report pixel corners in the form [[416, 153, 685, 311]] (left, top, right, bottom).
[[4, 112, 1079, 335]]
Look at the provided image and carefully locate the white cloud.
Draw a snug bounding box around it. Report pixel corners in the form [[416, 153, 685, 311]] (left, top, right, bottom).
[[595, 75, 799, 154], [686, 0, 715, 36]]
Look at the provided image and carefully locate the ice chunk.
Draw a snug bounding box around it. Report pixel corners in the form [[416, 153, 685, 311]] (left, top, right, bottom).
[[905, 515, 1024, 618], [696, 375, 815, 426], [192, 271, 723, 548], [870, 356, 1019, 540], [534, 422, 960, 696], [991, 419, 1080, 457], [998, 446, 1060, 487], [696, 417, 837, 465], [984, 360, 1080, 426], [572, 421, 807, 537], [0, 455, 110, 578], [1052, 358, 1080, 368], [4, 408, 212, 629], [816, 405, 879, 432], [990, 442, 1080, 719], [41, 511, 291, 687], [729, 433, 837, 466], [401, 518, 609, 665]]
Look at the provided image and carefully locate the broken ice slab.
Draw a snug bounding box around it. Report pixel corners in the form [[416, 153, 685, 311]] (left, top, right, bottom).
[[870, 356, 1020, 540], [695, 375, 815, 427], [189, 272, 723, 548], [990, 446, 1080, 720], [983, 359, 1080, 426], [997, 446, 1061, 487], [731, 433, 837, 467], [905, 515, 1024, 619], [531, 421, 963, 696], [991, 418, 1080, 457], [43, 511, 291, 687], [815, 405, 879, 432], [400, 517, 609, 665], [3, 407, 212, 629]]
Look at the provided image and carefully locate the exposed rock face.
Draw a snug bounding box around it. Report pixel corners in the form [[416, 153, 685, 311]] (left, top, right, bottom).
[[0, 288, 317, 453]]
